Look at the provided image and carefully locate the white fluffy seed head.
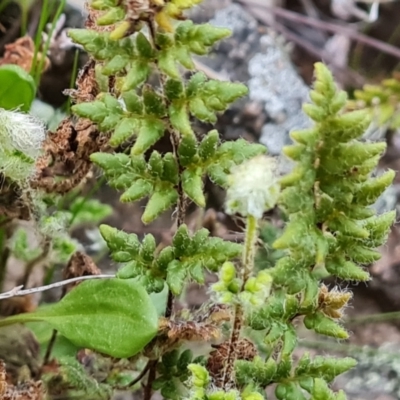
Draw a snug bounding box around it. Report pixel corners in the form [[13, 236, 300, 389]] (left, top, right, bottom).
[[0, 108, 47, 181], [225, 155, 280, 219]]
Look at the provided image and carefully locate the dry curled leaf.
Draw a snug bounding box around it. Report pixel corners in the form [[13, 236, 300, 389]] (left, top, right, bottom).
[[62, 251, 102, 293], [0, 36, 50, 72]]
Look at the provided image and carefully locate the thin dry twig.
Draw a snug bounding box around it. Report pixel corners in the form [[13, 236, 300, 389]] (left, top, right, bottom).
[[357, 0, 399, 3], [236, 0, 400, 60], [0, 274, 115, 300], [279, 20, 365, 86]]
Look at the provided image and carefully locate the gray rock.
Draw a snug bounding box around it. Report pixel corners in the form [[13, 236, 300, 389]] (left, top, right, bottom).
[[335, 343, 400, 400]]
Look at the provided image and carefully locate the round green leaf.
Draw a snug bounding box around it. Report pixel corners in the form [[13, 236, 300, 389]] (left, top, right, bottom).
[[0, 279, 159, 358], [0, 65, 36, 111]]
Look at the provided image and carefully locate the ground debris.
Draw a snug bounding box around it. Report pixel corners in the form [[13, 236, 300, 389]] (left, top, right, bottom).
[[0, 360, 45, 400]]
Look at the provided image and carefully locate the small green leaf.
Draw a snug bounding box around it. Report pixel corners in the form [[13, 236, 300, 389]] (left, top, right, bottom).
[[102, 54, 130, 75], [122, 90, 143, 113], [165, 79, 184, 100], [295, 352, 311, 376], [141, 234, 156, 262], [120, 179, 153, 202], [142, 187, 178, 224], [162, 153, 179, 184], [156, 246, 175, 271], [345, 245, 381, 264], [122, 60, 150, 91], [100, 113, 123, 131], [178, 135, 198, 166], [355, 169, 395, 206], [290, 129, 319, 146], [325, 257, 370, 281], [304, 311, 348, 339], [90, 152, 131, 173], [167, 260, 186, 295], [189, 260, 204, 284], [193, 23, 231, 46], [100, 224, 140, 262], [177, 349, 193, 373], [70, 198, 112, 225], [72, 101, 108, 122], [0, 65, 36, 111], [68, 28, 98, 47], [148, 151, 164, 178], [0, 279, 158, 358], [308, 356, 357, 382], [169, 102, 194, 136], [131, 118, 165, 155], [110, 117, 139, 146], [207, 164, 227, 186], [204, 80, 248, 105], [364, 211, 395, 246], [182, 168, 205, 207], [282, 324, 297, 356], [174, 46, 194, 70], [143, 86, 166, 117], [189, 97, 216, 123], [303, 103, 326, 122], [117, 260, 140, 279], [275, 382, 300, 400], [172, 225, 191, 257], [136, 32, 154, 59], [199, 130, 219, 160], [312, 378, 335, 400], [159, 49, 180, 78], [97, 7, 125, 25], [132, 119, 165, 155], [52, 235, 78, 263]]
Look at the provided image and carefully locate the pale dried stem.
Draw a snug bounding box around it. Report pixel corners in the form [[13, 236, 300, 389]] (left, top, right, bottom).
[[0, 274, 115, 300]]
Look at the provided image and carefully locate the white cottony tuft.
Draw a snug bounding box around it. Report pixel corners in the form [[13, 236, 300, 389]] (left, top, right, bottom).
[[0, 108, 47, 181], [0, 108, 46, 158], [225, 155, 280, 219]]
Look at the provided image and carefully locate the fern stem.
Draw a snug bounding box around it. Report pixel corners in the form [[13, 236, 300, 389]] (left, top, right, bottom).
[[144, 360, 158, 400], [223, 214, 258, 388], [241, 215, 258, 287]]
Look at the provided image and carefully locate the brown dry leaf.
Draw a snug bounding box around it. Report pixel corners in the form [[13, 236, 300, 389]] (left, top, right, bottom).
[[0, 360, 45, 400], [207, 338, 257, 388], [158, 303, 231, 344], [63, 59, 98, 104], [159, 318, 221, 342], [32, 115, 106, 194], [32, 58, 108, 194], [0, 178, 31, 221], [62, 251, 102, 292], [0, 36, 50, 72]]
